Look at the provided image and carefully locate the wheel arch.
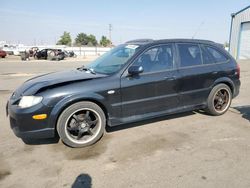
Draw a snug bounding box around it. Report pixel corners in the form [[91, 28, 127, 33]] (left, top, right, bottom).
[[48, 94, 109, 133], [213, 77, 235, 95]]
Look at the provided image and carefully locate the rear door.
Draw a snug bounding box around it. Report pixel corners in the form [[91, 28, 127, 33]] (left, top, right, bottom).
[[176, 43, 220, 107], [120, 44, 180, 120]]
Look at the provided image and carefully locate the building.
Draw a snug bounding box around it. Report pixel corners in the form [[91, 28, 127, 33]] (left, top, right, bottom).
[[229, 5, 250, 60]]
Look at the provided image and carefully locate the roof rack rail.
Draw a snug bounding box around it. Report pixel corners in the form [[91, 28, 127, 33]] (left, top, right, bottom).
[[125, 39, 154, 44], [195, 39, 215, 43]]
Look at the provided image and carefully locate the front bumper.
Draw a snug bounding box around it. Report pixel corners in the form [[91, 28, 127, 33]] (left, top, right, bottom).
[[7, 101, 55, 139]]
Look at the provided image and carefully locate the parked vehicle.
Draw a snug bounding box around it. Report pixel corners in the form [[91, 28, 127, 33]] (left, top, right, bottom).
[[20, 51, 30, 61], [33, 48, 51, 59], [64, 50, 77, 58], [47, 49, 65, 61], [69, 51, 76, 58], [7, 39, 241, 148], [34, 49, 65, 60], [29, 47, 39, 57], [0, 50, 7, 58]]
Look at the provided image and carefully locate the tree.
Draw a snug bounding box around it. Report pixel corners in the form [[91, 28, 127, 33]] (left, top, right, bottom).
[[87, 34, 98, 46], [75, 33, 98, 46], [224, 41, 229, 48], [57, 31, 72, 46], [100, 36, 111, 47], [75, 33, 88, 46]]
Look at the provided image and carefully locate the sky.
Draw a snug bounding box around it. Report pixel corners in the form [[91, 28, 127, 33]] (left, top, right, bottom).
[[0, 0, 249, 45]]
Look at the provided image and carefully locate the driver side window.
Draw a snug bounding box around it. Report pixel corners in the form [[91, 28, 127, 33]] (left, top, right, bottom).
[[133, 44, 174, 73]]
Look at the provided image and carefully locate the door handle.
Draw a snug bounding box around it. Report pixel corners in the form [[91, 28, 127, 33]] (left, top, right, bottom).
[[212, 71, 218, 75]]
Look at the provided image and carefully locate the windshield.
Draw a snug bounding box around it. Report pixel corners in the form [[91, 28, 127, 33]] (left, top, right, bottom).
[[86, 44, 140, 74]]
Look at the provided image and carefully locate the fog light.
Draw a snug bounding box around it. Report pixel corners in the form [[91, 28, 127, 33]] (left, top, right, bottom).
[[32, 114, 47, 120]]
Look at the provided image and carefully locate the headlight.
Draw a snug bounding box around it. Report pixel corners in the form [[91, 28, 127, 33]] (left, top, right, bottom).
[[18, 96, 43, 108]]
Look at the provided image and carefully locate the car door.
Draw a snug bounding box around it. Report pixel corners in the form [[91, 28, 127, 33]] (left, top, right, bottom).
[[120, 44, 180, 121], [176, 43, 221, 107]]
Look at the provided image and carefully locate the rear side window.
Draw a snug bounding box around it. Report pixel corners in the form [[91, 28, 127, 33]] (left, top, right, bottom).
[[205, 46, 228, 63], [201, 47, 215, 64], [177, 44, 202, 67]]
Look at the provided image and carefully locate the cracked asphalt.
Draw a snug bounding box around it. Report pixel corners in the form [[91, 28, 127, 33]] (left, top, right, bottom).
[[0, 58, 250, 188]]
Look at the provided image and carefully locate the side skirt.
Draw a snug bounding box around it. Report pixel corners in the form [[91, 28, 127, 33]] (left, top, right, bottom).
[[108, 103, 206, 127]]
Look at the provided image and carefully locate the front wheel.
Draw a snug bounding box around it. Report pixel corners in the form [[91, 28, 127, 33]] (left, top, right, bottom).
[[205, 84, 232, 116], [57, 101, 106, 148]]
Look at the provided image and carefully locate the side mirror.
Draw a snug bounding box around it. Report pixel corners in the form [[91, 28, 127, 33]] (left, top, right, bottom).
[[128, 66, 143, 76]]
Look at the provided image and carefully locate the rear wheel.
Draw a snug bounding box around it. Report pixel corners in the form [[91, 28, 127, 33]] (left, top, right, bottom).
[[57, 101, 106, 148], [205, 84, 232, 116]]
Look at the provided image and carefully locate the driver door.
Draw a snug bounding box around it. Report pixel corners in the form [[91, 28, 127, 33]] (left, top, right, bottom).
[[120, 44, 180, 121]]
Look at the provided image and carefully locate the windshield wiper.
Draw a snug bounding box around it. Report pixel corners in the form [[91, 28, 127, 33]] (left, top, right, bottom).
[[77, 66, 96, 74]]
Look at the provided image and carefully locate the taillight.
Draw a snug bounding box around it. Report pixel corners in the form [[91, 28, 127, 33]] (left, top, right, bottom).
[[236, 63, 240, 78]]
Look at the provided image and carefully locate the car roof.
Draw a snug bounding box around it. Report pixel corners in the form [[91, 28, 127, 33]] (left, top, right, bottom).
[[125, 38, 217, 46]]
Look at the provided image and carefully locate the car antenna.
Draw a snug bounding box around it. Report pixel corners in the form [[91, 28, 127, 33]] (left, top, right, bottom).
[[192, 21, 205, 39]]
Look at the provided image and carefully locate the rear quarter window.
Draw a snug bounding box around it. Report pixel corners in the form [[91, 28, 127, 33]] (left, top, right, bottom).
[[205, 46, 228, 63], [201, 47, 215, 65]]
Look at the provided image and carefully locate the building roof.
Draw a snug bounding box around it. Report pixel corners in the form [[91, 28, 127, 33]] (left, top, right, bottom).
[[232, 5, 250, 17]]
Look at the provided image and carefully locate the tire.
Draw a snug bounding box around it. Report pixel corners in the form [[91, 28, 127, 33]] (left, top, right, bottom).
[[57, 101, 106, 148], [205, 84, 232, 116], [34, 54, 38, 59]]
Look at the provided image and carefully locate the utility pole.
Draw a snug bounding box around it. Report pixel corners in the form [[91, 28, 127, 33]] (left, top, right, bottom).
[[109, 24, 112, 43]]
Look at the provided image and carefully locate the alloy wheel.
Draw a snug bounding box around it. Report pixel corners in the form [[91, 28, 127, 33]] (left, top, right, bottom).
[[64, 108, 101, 144], [213, 88, 230, 113]]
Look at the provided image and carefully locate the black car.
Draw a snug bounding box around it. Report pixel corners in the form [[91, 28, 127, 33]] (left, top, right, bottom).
[[34, 49, 65, 60], [7, 39, 240, 148]]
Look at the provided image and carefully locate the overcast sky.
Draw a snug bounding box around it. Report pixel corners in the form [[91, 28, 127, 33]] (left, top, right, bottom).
[[0, 0, 249, 45]]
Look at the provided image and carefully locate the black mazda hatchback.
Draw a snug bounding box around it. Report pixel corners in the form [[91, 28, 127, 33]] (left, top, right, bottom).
[[7, 39, 240, 147]]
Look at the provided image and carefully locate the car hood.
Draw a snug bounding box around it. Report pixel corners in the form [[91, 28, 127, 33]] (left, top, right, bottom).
[[13, 69, 106, 97]]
